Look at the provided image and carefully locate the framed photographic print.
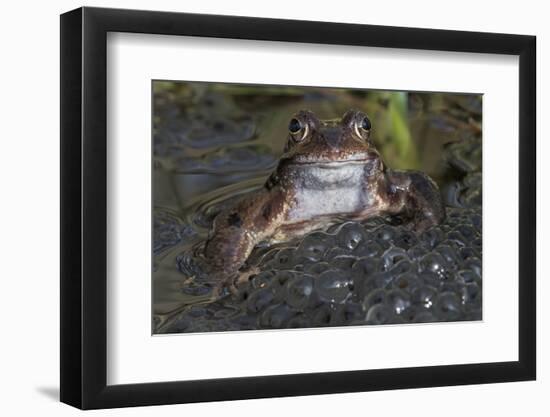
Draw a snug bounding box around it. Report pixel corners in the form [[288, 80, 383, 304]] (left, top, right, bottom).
[[60, 6, 536, 409]]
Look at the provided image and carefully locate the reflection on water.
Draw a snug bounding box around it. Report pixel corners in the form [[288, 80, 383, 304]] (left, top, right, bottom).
[[152, 81, 482, 333]]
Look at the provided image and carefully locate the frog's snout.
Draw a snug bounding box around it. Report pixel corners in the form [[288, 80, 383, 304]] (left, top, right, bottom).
[[320, 127, 343, 149]]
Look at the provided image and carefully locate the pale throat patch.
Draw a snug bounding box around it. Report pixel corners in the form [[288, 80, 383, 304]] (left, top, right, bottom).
[[289, 186, 369, 220], [286, 163, 373, 220]]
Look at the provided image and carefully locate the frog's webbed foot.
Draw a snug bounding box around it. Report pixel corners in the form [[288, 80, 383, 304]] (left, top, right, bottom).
[[388, 171, 446, 233], [202, 265, 261, 300], [201, 235, 260, 300], [203, 189, 282, 289]]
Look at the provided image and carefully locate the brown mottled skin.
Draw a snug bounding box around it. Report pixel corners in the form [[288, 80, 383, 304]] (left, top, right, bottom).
[[204, 109, 445, 283]]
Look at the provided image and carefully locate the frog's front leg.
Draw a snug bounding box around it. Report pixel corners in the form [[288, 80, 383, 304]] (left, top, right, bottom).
[[204, 188, 286, 286], [386, 171, 446, 232]]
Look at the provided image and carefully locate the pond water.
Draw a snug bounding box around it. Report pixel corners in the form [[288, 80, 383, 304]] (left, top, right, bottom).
[[152, 82, 482, 333]]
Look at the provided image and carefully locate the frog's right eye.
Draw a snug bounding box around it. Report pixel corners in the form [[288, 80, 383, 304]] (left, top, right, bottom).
[[288, 118, 303, 134], [360, 116, 372, 131]]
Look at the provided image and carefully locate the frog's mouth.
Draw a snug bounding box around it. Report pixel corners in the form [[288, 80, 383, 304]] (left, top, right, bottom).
[[287, 154, 376, 166], [294, 158, 370, 166]]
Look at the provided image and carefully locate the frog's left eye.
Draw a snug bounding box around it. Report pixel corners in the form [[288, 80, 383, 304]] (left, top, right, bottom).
[[360, 116, 372, 131], [288, 118, 303, 134]]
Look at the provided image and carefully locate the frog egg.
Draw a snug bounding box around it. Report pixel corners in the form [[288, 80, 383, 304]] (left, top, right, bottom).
[[439, 224, 452, 234], [212, 305, 238, 319], [285, 274, 315, 311], [386, 289, 412, 315], [271, 270, 297, 287], [304, 261, 331, 275], [336, 222, 368, 251], [231, 282, 251, 303], [316, 270, 352, 304], [456, 269, 480, 285], [374, 224, 397, 243], [418, 270, 443, 289], [297, 232, 334, 262], [267, 247, 296, 270], [433, 292, 463, 321], [407, 245, 429, 261], [229, 314, 258, 330], [365, 304, 398, 325], [438, 237, 461, 249], [446, 231, 470, 248], [460, 282, 482, 306], [367, 271, 394, 292], [362, 288, 387, 311], [154, 223, 183, 251], [353, 240, 384, 258], [392, 273, 422, 292], [351, 258, 382, 298], [330, 255, 357, 271], [388, 258, 413, 277], [446, 209, 463, 226], [246, 287, 275, 314], [258, 303, 296, 329], [412, 285, 438, 309], [419, 252, 449, 279], [325, 247, 349, 260], [309, 304, 335, 327], [250, 270, 277, 289], [268, 273, 296, 303], [459, 246, 479, 261], [472, 237, 483, 250], [411, 309, 437, 323], [454, 223, 479, 241], [381, 247, 410, 271], [291, 255, 316, 270], [463, 258, 482, 278], [435, 244, 461, 269], [419, 227, 445, 250], [330, 302, 366, 326], [440, 281, 464, 294], [400, 305, 434, 323], [470, 212, 482, 232], [176, 249, 208, 279], [351, 257, 381, 277], [393, 229, 419, 250]]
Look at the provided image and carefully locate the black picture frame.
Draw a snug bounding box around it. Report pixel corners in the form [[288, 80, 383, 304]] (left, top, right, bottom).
[[60, 6, 536, 410]]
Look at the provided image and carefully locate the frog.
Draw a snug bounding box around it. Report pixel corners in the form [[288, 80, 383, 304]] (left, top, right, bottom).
[[204, 109, 445, 285]]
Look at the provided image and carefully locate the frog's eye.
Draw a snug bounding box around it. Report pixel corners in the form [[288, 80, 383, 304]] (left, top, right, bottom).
[[288, 118, 303, 134], [353, 114, 372, 142], [360, 116, 372, 131]]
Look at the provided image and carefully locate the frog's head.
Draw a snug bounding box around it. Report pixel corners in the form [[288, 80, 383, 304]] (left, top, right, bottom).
[[281, 109, 380, 166]]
